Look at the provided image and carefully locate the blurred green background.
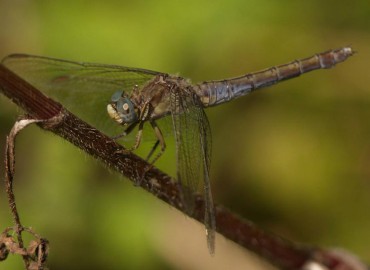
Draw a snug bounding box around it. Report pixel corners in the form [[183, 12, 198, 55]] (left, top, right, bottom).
[[0, 0, 369, 269]]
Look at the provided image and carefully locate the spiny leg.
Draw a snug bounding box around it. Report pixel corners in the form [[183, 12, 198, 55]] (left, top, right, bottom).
[[147, 120, 166, 165], [146, 139, 160, 162], [130, 121, 144, 151], [141, 120, 167, 183], [122, 121, 147, 186], [113, 121, 144, 154], [111, 122, 137, 140], [119, 101, 149, 154], [112, 120, 148, 186]]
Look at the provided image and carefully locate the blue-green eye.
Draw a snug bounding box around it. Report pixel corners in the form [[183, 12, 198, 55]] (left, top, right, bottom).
[[111, 91, 123, 102], [107, 91, 138, 124]]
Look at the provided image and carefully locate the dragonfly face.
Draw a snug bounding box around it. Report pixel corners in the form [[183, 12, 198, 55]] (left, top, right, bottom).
[[107, 90, 138, 125]]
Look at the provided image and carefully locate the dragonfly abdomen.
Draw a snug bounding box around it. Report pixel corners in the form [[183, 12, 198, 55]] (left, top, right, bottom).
[[196, 47, 353, 107]]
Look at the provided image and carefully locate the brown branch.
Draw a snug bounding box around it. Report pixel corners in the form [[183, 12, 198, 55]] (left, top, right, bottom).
[[0, 64, 367, 270]]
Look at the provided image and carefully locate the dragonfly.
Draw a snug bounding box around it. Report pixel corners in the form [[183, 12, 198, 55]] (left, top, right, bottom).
[[1, 46, 353, 254]]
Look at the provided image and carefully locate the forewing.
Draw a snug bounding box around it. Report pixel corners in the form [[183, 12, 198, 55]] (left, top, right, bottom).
[[170, 86, 216, 253], [2, 54, 161, 136]]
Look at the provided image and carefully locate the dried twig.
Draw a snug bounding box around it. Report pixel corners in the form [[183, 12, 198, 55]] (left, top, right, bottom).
[[4, 117, 46, 269], [0, 64, 368, 270], [0, 226, 49, 270]]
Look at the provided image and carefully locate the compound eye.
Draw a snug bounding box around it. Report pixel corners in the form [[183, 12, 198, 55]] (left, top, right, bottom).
[[111, 91, 124, 102], [107, 91, 137, 125], [116, 97, 137, 124], [107, 91, 138, 125]]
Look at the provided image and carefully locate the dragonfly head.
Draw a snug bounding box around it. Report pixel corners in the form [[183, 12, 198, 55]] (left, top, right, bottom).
[[107, 91, 138, 125]]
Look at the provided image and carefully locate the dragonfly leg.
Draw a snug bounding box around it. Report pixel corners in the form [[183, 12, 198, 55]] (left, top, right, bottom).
[[111, 122, 138, 140], [113, 121, 144, 155], [137, 120, 167, 186], [146, 140, 160, 162], [147, 120, 166, 165], [129, 121, 144, 151], [116, 101, 150, 155]]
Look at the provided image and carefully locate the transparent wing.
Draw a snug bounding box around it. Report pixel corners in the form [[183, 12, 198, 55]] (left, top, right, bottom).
[[170, 87, 216, 253], [2, 54, 162, 136]]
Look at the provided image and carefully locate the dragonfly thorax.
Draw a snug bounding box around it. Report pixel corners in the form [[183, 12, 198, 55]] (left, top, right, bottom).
[[107, 91, 138, 125]]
